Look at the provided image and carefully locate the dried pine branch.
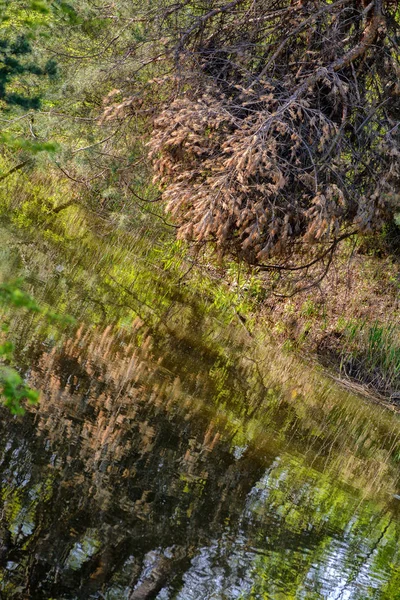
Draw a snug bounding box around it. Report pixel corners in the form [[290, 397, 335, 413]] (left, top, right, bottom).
[[146, 0, 399, 277]]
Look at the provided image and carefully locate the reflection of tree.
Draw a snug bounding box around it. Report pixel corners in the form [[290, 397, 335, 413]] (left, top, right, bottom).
[[0, 323, 267, 597], [0, 322, 399, 598]]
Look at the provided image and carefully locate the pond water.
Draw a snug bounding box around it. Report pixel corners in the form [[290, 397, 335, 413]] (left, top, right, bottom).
[[1, 211, 400, 599]]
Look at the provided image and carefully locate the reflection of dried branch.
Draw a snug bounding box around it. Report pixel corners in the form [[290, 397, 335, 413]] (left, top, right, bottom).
[[51, 199, 78, 214], [129, 546, 188, 600]]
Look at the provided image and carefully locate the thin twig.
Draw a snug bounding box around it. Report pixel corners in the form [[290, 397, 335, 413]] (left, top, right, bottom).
[[0, 159, 32, 182]]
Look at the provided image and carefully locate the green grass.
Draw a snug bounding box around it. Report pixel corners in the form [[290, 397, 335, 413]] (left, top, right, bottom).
[[340, 320, 400, 395]]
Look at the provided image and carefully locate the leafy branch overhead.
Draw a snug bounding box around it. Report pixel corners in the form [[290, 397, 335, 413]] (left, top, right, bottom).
[[145, 0, 399, 268]]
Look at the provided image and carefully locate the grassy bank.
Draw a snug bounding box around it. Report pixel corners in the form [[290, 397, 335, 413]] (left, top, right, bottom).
[[1, 154, 399, 407], [257, 242, 400, 402]]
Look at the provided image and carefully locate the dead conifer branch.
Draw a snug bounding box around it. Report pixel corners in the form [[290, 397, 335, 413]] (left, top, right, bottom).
[[131, 0, 399, 288]]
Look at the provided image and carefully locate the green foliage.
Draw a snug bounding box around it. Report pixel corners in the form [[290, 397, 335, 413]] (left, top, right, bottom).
[[0, 1, 60, 110], [0, 280, 74, 414], [339, 319, 400, 395], [0, 366, 39, 415], [0, 280, 40, 311], [300, 300, 318, 318], [0, 282, 40, 413], [0, 133, 58, 154]]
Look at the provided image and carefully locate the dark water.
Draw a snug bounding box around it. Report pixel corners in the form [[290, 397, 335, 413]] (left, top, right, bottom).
[[1, 217, 400, 599]]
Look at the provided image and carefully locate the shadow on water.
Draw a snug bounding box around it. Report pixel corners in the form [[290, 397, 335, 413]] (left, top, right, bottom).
[[1, 206, 400, 598]]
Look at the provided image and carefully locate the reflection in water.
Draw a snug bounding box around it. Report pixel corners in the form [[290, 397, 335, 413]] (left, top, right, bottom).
[[1, 318, 400, 599], [1, 204, 400, 598]]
